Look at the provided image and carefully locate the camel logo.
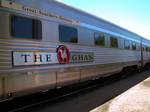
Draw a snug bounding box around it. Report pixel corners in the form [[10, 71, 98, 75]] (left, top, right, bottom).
[[57, 45, 70, 64]]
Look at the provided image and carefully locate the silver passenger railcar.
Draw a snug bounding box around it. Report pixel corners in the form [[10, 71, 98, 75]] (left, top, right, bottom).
[[0, 0, 150, 101]]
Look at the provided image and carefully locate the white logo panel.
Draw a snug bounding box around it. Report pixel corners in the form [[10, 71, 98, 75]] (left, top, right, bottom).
[[13, 51, 58, 66]]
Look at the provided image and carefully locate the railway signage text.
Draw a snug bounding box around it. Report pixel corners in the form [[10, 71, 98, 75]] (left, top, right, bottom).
[[12, 46, 94, 66], [13, 52, 58, 66], [0, 0, 80, 25], [71, 52, 94, 63]]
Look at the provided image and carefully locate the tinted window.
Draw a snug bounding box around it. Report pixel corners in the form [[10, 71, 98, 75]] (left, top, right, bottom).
[[59, 25, 78, 43], [124, 40, 130, 50], [146, 47, 149, 52], [11, 15, 42, 39], [132, 42, 136, 50], [94, 32, 105, 46], [110, 37, 118, 48]]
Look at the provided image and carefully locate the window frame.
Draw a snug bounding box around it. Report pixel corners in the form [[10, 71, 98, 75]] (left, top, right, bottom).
[[59, 24, 78, 44], [132, 42, 137, 50], [94, 32, 105, 46], [146, 47, 149, 52], [10, 15, 42, 40], [110, 36, 118, 48], [148, 47, 150, 52], [124, 40, 130, 50]]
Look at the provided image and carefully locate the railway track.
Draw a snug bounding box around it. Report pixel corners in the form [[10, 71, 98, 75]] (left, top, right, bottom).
[[0, 69, 149, 112]]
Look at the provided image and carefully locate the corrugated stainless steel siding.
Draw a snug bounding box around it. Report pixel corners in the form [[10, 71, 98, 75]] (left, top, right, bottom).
[[0, 39, 142, 73]]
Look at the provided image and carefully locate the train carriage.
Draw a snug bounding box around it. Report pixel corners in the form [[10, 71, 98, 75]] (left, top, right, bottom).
[[0, 0, 150, 101]]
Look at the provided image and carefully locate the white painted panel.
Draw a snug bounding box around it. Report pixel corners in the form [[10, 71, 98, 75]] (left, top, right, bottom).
[[13, 52, 58, 66]]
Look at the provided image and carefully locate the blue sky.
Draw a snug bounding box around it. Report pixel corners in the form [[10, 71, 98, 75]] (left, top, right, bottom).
[[56, 0, 150, 40]]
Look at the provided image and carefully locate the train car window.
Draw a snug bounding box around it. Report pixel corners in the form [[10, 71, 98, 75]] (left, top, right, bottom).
[[11, 15, 42, 39], [110, 37, 118, 48], [132, 42, 136, 50], [94, 32, 105, 46], [149, 47, 150, 52], [146, 47, 149, 52], [59, 25, 78, 43], [124, 40, 130, 50]]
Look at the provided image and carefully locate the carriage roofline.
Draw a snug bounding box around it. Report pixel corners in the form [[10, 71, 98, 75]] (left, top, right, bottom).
[[0, 0, 148, 41], [53, 1, 144, 39]]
